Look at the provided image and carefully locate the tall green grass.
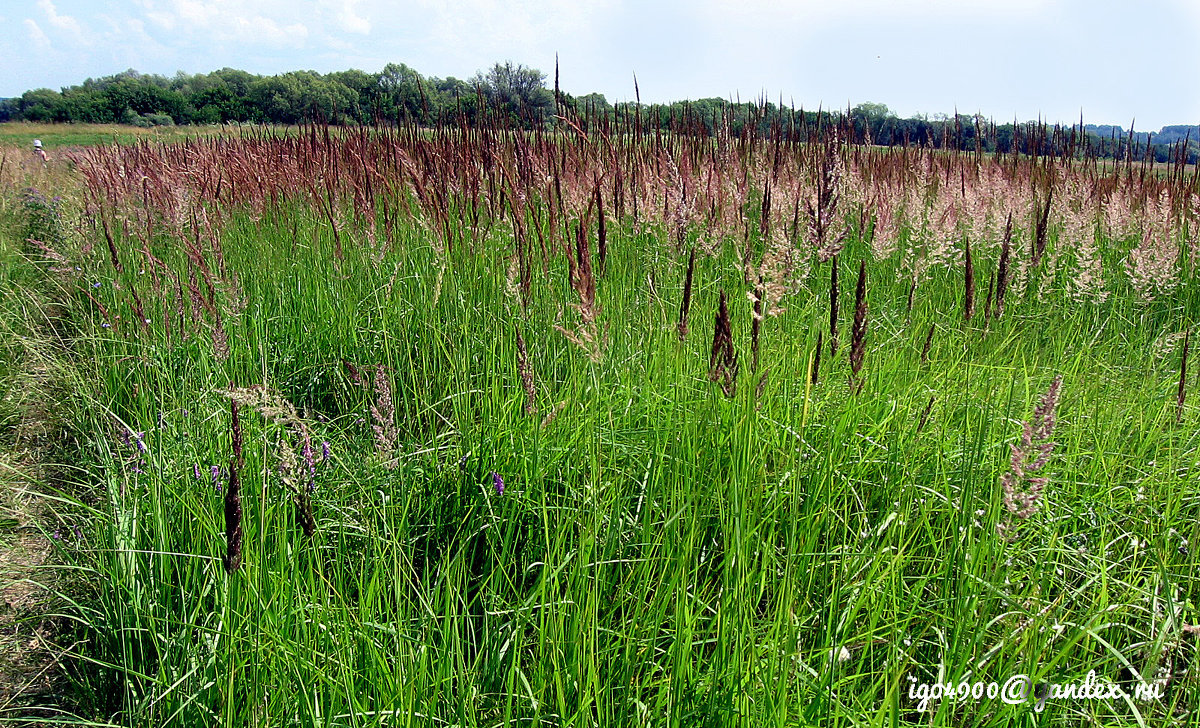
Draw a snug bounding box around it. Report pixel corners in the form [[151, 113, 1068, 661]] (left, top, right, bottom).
[[16, 193, 1189, 728], [0, 122, 1196, 725]]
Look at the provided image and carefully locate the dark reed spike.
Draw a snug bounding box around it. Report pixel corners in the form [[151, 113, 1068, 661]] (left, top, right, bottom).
[[920, 323, 935, 365], [812, 331, 823, 386], [916, 395, 935, 434], [1178, 329, 1190, 425], [984, 271, 996, 323], [595, 183, 607, 274], [708, 290, 738, 397], [849, 259, 868, 385], [996, 212, 1012, 317], [751, 280, 764, 375], [964, 236, 975, 321], [678, 247, 695, 341], [829, 254, 840, 357], [1033, 187, 1053, 266], [224, 397, 244, 573]]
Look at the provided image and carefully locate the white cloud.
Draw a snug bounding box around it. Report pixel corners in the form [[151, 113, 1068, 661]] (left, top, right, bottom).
[[404, 0, 614, 73], [320, 0, 371, 34], [696, 0, 1052, 25], [37, 0, 88, 44], [25, 18, 52, 50], [139, 0, 310, 48]]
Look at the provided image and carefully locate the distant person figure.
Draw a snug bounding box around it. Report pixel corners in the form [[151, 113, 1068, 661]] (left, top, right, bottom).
[[33, 139, 47, 163]]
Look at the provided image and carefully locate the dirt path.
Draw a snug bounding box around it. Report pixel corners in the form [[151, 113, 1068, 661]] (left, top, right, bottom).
[[0, 245, 77, 719], [0, 476, 59, 712]]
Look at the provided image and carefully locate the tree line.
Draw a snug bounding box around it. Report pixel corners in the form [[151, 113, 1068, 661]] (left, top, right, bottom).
[[2, 63, 1195, 163], [0, 63, 553, 129]]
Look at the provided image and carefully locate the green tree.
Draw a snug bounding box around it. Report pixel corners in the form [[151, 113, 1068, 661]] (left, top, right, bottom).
[[328, 69, 379, 123], [250, 72, 358, 124], [471, 62, 554, 128], [378, 63, 429, 123], [56, 89, 112, 123], [17, 89, 62, 122]]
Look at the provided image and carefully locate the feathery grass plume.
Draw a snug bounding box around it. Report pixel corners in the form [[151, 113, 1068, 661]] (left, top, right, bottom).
[[807, 133, 848, 261], [916, 395, 935, 434], [295, 432, 317, 538], [996, 212, 1012, 317], [678, 247, 695, 341], [963, 237, 975, 321], [829, 255, 840, 357], [516, 324, 538, 415], [920, 323, 935, 365], [370, 365, 398, 466], [345, 362, 399, 466], [1177, 329, 1190, 425], [226, 385, 319, 537], [811, 331, 823, 385], [555, 216, 607, 362], [998, 375, 1064, 538], [224, 396, 244, 573], [849, 260, 868, 392], [540, 400, 568, 430], [1125, 191, 1184, 300], [708, 290, 738, 398]]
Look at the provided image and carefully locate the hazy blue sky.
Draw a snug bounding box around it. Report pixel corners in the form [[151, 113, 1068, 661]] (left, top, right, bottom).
[[3, 0, 1198, 130]]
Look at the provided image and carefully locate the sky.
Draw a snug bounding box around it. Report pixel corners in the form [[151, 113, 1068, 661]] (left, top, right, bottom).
[[2, 0, 1199, 131]]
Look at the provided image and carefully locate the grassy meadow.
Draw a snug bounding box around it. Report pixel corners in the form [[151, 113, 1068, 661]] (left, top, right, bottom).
[[0, 120, 1198, 727], [0, 121, 271, 155]]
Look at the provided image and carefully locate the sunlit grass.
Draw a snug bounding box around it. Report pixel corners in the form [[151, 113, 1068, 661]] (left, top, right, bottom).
[[2, 136, 1198, 727]]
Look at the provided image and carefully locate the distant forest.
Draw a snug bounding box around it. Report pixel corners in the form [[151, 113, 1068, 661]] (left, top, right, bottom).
[[3, 63, 1197, 163]]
